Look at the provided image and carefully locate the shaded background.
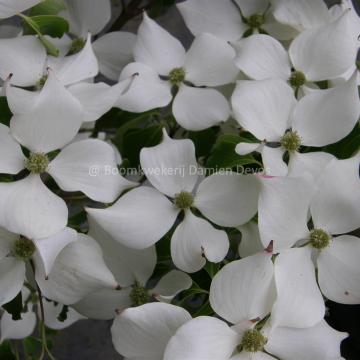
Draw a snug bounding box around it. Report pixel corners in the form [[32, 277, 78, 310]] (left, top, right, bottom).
[[51, 1, 360, 359]]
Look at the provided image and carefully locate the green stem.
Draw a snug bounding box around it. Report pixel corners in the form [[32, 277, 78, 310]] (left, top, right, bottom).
[[29, 261, 57, 360]]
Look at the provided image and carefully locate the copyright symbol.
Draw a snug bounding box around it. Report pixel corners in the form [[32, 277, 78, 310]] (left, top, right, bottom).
[[89, 165, 100, 177]]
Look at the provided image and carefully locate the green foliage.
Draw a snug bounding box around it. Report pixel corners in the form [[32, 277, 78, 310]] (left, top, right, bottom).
[[110, 109, 160, 153], [206, 134, 261, 170], [203, 261, 220, 279], [188, 128, 218, 158], [0, 341, 16, 360], [23, 337, 43, 359], [149, 0, 177, 17], [28, 0, 66, 16], [323, 123, 360, 159], [0, 97, 12, 126], [19, 13, 66, 56], [2, 292, 23, 320], [123, 125, 163, 167], [23, 15, 69, 38]]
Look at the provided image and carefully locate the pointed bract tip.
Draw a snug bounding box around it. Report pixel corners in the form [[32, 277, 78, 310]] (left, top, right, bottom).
[[265, 240, 274, 254], [250, 317, 261, 324]]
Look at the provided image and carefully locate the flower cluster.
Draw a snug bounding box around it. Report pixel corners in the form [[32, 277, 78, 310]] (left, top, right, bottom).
[[0, 0, 359, 359]]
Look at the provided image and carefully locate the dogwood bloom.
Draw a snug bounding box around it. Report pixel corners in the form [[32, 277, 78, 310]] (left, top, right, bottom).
[[233, 10, 358, 85], [163, 250, 345, 359], [73, 217, 192, 320], [271, 0, 333, 31], [88, 129, 260, 272], [116, 14, 238, 130], [0, 35, 132, 122], [177, 0, 298, 42], [259, 156, 360, 305], [0, 226, 76, 307], [232, 75, 360, 176], [35, 233, 120, 305], [0, 0, 40, 19], [111, 303, 191, 359], [0, 72, 135, 238], [163, 316, 347, 360], [0, 287, 83, 343], [60, 0, 136, 81]]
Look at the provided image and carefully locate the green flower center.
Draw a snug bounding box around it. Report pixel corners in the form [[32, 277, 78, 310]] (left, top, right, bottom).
[[25, 152, 49, 174], [280, 131, 301, 152], [246, 13, 266, 29], [129, 281, 150, 307], [240, 329, 267, 353], [168, 67, 186, 86], [68, 37, 86, 55], [13, 237, 36, 261], [310, 229, 331, 250], [36, 75, 48, 90], [289, 71, 306, 87], [174, 191, 194, 210]]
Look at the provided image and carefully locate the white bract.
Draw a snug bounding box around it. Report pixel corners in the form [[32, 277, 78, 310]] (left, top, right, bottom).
[[0, 73, 135, 239], [233, 10, 358, 84], [0, 226, 76, 306], [232, 75, 360, 176], [0, 0, 357, 357], [0, 0, 40, 19], [116, 13, 238, 130], [87, 129, 260, 272], [178, 0, 298, 42], [73, 217, 192, 320]]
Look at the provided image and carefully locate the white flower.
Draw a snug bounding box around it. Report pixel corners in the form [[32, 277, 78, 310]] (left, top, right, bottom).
[[237, 221, 265, 258], [0, 226, 77, 306], [42, 300, 85, 330], [177, 0, 298, 42], [0, 35, 132, 122], [233, 10, 358, 84], [111, 302, 191, 359], [0, 286, 84, 343], [116, 13, 238, 131], [87, 129, 260, 273], [35, 233, 120, 305], [259, 155, 360, 305], [0, 0, 41, 19], [231, 75, 360, 176], [0, 287, 36, 343], [0, 76, 134, 239], [271, 0, 333, 31], [163, 315, 346, 360], [59, 0, 137, 81], [162, 250, 345, 359], [73, 217, 192, 320]]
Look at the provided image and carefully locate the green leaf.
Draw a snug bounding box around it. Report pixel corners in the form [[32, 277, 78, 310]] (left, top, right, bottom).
[[23, 337, 42, 358], [123, 125, 163, 167], [23, 15, 69, 38], [322, 123, 360, 159], [206, 134, 260, 170], [193, 300, 213, 317], [203, 261, 220, 279], [188, 128, 218, 158], [149, 0, 176, 17], [0, 341, 16, 360], [19, 14, 60, 56], [2, 292, 23, 321], [111, 109, 160, 153], [28, 0, 66, 15], [0, 97, 12, 126]]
